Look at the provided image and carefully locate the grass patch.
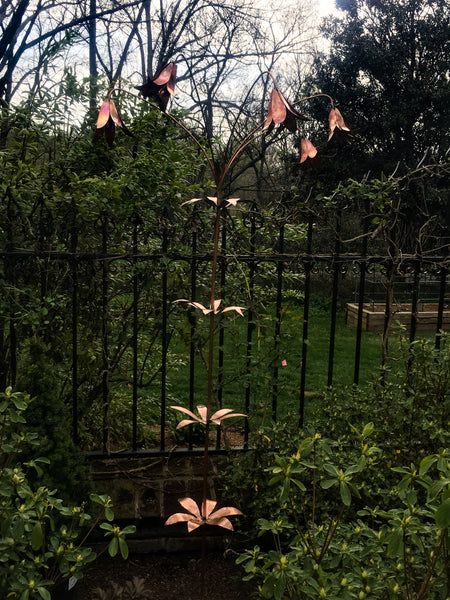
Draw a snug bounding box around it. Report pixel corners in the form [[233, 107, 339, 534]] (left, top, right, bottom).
[[166, 304, 435, 430]]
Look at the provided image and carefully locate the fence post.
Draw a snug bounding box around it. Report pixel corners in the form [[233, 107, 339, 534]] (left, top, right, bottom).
[[101, 210, 110, 453], [353, 199, 369, 387], [299, 212, 314, 428], [327, 209, 342, 389], [70, 201, 79, 445]]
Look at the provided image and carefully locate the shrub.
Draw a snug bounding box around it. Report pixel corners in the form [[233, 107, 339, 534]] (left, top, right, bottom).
[[0, 387, 135, 600], [236, 425, 449, 600]]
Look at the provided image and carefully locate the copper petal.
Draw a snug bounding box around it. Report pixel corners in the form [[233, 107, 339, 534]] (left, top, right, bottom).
[[299, 138, 318, 163], [153, 62, 177, 95], [165, 512, 193, 526], [196, 405, 208, 423], [328, 107, 350, 141], [209, 506, 243, 519], [202, 499, 218, 519], [210, 408, 247, 424], [171, 405, 204, 423], [267, 89, 287, 126], [207, 517, 234, 530], [96, 99, 111, 128], [186, 519, 203, 533], [221, 306, 246, 317], [179, 497, 202, 518]]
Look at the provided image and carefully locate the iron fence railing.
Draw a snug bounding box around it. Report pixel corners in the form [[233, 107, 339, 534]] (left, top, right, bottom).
[[1, 203, 449, 457]]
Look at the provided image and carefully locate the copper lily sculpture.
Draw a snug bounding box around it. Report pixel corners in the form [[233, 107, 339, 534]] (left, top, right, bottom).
[[93, 58, 353, 557]]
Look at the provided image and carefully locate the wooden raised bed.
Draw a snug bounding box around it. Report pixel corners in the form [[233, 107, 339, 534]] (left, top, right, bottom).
[[346, 303, 450, 332]]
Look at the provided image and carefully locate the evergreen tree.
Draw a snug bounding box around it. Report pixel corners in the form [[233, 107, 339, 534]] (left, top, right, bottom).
[[309, 0, 449, 176]]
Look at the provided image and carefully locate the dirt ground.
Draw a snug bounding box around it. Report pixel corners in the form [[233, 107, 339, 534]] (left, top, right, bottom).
[[75, 550, 257, 600]]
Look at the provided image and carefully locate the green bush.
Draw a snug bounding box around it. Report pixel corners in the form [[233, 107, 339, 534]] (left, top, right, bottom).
[[236, 426, 449, 600], [0, 387, 136, 600], [223, 334, 450, 598]]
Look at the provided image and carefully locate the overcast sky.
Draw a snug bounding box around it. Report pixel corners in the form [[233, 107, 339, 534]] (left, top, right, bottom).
[[318, 0, 336, 16]]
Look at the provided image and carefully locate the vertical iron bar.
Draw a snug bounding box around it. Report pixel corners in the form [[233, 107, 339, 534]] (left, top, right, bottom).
[[272, 221, 284, 421], [6, 196, 17, 387], [71, 203, 79, 445], [160, 218, 168, 452], [327, 210, 342, 388], [409, 259, 421, 346], [353, 201, 369, 386], [381, 259, 394, 379], [216, 208, 227, 449], [407, 259, 421, 375], [299, 213, 314, 427], [132, 211, 139, 451], [101, 214, 109, 453], [188, 218, 198, 451], [244, 205, 257, 447], [435, 261, 447, 350]]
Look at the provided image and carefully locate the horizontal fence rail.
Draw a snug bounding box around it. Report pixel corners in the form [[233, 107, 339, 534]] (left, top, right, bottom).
[[1, 201, 449, 458]]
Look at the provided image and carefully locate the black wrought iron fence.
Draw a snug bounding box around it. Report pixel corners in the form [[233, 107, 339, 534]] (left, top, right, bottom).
[[1, 200, 448, 457]]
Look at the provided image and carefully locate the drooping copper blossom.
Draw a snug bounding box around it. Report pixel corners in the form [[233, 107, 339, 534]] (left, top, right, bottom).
[[171, 404, 246, 429], [136, 62, 177, 112], [165, 497, 242, 533], [94, 98, 131, 147], [299, 138, 321, 168], [264, 89, 308, 133], [328, 107, 353, 145]]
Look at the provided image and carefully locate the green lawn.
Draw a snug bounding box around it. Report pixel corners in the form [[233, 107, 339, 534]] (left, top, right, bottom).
[[165, 305, 435, 429]]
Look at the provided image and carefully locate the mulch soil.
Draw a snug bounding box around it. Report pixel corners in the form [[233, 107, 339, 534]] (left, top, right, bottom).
[[75, 550, 257, 600]]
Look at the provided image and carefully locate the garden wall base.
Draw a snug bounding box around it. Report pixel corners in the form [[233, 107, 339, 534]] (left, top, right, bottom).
[[89, 454, 235, 552]]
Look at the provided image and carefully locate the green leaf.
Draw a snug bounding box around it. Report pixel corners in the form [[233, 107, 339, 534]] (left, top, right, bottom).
[[37, 587, 51, 600], [340, 481, 351, 506], [387, 529, 404, 557], [105, 507, 114, 521], [435, 498, 450, 528], [362, 423, 374, 437], [119, 536, 129, 559], [121, 525, 136, 534], [280, 478, 290, 504], [108, 536, 118, 557], [31, 521, 43, 551], [321, 478, 337, 490], [419, 455, 436, 476]]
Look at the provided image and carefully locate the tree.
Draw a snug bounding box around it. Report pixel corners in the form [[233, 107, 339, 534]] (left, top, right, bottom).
[[308, 0, 450, 174]]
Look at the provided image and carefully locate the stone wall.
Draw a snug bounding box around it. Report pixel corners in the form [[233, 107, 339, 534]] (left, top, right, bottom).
[[89, 454, 226, 552]]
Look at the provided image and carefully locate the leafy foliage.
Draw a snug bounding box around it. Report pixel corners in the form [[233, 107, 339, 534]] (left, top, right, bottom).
[[236, 426, 449, 600], [0, 387, 135, 600]]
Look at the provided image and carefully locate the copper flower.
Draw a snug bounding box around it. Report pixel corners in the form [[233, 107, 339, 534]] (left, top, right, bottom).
[[94, 98, 131, 147], [182, 196, 241, 208], [135, 62, 177, 112], [173, 298, 246, 317], [299, 138, 321, 168], [170, 404, 246, 429], [264, 89, 308, 133], [165, 497, 242, 532], [328, 107, 354, 145]]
